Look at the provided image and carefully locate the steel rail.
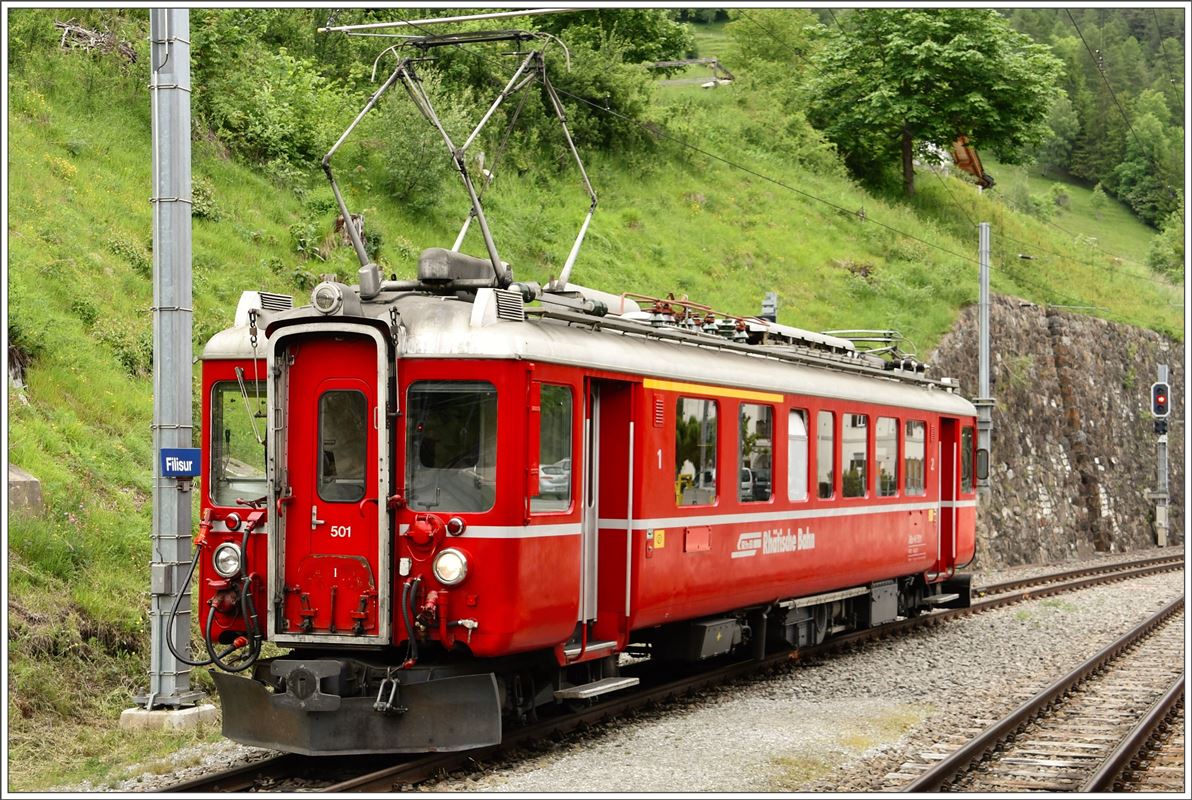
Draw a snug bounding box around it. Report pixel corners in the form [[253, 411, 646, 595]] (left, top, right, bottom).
[[164, 753, 303, 793], [901, 595, 1185, 793], [328, 559, 1186, 792], [1079, 673, 1185, 792], [976, 553, 1184, 597], [164, 554, 1183, 792]]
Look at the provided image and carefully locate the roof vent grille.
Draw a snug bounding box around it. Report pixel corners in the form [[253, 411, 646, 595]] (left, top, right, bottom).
[[258, 291, 294, 311], [493, 288, 525, 322]]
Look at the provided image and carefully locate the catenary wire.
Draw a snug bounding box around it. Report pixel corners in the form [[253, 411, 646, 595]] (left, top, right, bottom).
[[1064, 9, 1179, 204], [387, 15, 1169, 313]]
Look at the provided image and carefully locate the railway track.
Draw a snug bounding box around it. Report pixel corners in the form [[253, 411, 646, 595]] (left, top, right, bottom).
[[165, 553, 1184, 793], [898, 598, 1184, 792], [1113, 679, 1186, 792]]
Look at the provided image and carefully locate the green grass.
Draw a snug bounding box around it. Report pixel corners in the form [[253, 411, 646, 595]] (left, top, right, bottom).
[[985, 159, 1158, 264], [5, 20, 1182, 792], [691, 21, 730, 57], [6, 49, 314, 791]]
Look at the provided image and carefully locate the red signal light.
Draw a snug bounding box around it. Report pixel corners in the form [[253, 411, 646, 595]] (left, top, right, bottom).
[[1151, 382, 1171, 418]]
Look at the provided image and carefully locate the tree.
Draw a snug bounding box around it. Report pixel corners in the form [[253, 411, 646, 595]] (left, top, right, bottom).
[[1146, 197, 1184, 281], [725, 8, 819, 76], [1034, 91, 1081, 175], [1089, 182, 1108, 218], [804, 9, 1063, 194]]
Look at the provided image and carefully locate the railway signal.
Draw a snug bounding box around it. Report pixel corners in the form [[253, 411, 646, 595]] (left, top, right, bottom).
[[1150, 365, 1170, 547], [1150, 381, 1170, 418]]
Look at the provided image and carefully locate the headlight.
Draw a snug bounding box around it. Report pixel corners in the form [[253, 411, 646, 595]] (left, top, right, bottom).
[[432, 548, 468, 586], [311, 282, 343, 315], [212, 542, 243, 578]]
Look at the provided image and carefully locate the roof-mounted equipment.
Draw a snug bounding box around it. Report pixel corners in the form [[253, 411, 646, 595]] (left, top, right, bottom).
[[319, 27, 596, 300], [821, 330, 927, 373]]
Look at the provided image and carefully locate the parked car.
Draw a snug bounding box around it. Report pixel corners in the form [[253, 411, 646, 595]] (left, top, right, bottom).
[[538, 459, 571, 498], [739, 467, 754, 500], [752, 467, 771, 501]]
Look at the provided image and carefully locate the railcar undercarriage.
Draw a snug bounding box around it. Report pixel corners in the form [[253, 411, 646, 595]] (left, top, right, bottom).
[[214, 573, 970, 755]]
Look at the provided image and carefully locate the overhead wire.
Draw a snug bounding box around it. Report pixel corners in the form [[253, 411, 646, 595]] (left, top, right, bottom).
[[393, 12, 986, 270], [386, 13, 1173, 314], [735, 9, 817, 70], [1064, 9, 1180, 204], [1030, 209, 1154, 272], [992, 228, 1177, 290], [1150, 8, 1183, 115]]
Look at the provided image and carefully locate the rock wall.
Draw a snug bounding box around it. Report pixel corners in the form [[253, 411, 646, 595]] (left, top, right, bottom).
[[930, 294, 1184, 567]]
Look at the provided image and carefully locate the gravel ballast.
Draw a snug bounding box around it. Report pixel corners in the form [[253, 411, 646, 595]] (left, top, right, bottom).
[[56, 551, 1184, 792], [424, 567, 1185, 793]]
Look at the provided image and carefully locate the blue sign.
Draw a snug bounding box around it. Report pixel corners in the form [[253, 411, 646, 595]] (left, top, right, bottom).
[[161, 448, 201, 478]]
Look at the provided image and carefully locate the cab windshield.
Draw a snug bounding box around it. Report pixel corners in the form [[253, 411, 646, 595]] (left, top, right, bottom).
[[406, 381, 497, 512], [210, 380, 267, 507]]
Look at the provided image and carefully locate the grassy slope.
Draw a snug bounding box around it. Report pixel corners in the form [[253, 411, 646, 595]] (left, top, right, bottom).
[[6, 30, 1181, 791]]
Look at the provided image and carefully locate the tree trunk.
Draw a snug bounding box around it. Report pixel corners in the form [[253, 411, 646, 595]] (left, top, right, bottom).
[[901, 126, 915, 196]]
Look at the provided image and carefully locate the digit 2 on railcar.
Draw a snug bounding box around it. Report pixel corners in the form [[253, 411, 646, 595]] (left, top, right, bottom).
[[188, 27, 979, 756]]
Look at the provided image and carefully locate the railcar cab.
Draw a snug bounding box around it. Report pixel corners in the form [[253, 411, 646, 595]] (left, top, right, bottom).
[[197, 291, 290, 660]]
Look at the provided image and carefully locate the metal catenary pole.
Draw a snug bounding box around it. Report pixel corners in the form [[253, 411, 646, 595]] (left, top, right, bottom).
[[975, 222, 993, 491], [138, 7, 201, 709]]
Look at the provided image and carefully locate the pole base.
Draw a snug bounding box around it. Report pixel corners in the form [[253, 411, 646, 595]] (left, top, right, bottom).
[[119, 704, 217, 733]]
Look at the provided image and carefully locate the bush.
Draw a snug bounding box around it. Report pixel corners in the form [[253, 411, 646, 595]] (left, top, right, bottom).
[[1029, 193, 1054, 220], [193, 11, 349, 170], [93, 320, 153, 377], [288, 220, 323, 261], [1147, 199, 1184, 281], [191, 175, 221, 221], [69, 298, 99, 329], [1048, 182, 1069, 208], [106, 234, 151, 278], [367, 70, 477, 212]]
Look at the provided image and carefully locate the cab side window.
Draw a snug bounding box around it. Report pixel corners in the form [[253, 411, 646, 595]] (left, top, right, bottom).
[[961, 426, 974, 493], [532, 384, 572, 512]]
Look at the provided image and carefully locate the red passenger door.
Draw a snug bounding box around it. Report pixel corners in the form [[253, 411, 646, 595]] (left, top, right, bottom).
[[269, 326, 391, 645], [933, 417, 959, 580]]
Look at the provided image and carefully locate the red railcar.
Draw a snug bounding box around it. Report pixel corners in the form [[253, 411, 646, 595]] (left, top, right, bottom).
[[196, 263, 978, 755]]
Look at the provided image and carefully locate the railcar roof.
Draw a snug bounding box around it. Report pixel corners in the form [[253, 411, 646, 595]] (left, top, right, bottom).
[[394, 295, 976, 417]]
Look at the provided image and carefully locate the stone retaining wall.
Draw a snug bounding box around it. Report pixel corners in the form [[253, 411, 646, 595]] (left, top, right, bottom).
[[930, 295, 1184, 567]]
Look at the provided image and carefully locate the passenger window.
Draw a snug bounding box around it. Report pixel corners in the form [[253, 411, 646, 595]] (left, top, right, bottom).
[[816, 411, 834, 499], [788, 410, 808, 502], [843, 414, 868, 498], [532, 385, 572, 513], [406, 381, 497, 512], [739, 404, 773, 502], [876, 417, 898, 497], [676, 397, 718, 506], [905, 420, 926, 496], [961, 426, 974, 493], [318, 390, 368, 503]]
